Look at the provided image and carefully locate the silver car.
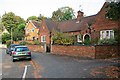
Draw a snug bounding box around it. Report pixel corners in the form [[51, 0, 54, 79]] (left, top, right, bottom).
[[11, 46, 31, 62]]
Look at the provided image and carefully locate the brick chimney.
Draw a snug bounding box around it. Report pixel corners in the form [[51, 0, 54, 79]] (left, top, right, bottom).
[[76, 10, 84, 23]]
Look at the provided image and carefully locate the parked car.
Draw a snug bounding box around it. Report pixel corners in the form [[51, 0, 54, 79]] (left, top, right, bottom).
[[11, 46, 31, 62], [6, 44, 20, 56]]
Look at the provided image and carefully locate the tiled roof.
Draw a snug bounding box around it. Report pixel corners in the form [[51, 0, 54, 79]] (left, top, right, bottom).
[[31, 20, 41, 28], [45, 19, 59, 32], [58, 15, 96, 32]]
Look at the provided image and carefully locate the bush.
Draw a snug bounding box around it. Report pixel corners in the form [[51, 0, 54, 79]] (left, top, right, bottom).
[[98, 38, 117, 45], [6, 40, 11, 47], [19, 41, 29, 45], [52, 32, 75, 45], [84, 39, 91, 45], [33, 40, 41, 45], [2, 33, 11, 44]]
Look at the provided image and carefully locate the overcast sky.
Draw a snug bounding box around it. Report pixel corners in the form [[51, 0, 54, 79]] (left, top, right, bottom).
[[0, 0, 105, 20]]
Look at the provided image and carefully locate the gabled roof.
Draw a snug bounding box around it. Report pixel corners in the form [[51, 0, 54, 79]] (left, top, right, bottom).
[[31, 20, 41, 28], [58, 15, 96, 32], [45, 19, 59, 32], [25, 20, 41, 29]]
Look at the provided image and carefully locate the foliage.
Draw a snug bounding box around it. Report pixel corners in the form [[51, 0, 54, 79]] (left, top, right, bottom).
[[98, 38, 117, 45], [2, 33, 11, 43], [114, 29, 120, 44], [19, 41, 30, 45], [52, 32, 75, 45], [18, 23, 25, 30], [26, 16, 38, 22], [1, 12, 25, 32], [6, 40, 11, 47], [52, 6, 75, 22], [105, 2, 120, 20], [27, 14, 48, 22], [83, 39, 91, 45], [91, 38, 99, 44], [33, 40, 41, 45], [12, 28, 24, 41], [0, 22, 4, 33]]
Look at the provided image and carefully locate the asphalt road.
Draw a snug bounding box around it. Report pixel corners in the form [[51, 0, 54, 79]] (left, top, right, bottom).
[[1, 48, 119, 79]]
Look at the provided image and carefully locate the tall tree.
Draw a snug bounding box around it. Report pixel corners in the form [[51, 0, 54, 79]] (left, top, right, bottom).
[[1, 12, 25, 32], [105, 1, 120, 44], [52, 7, 75, 22], [26, 16, 38, 22], [27, 14, 48, 22], [105, 1, 120, 20]]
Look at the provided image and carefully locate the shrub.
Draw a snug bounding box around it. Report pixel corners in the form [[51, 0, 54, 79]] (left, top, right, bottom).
[[52, 32, 75, 45], [98, 38, 117, 45], [84, 39, 91, 45], [19, 41, 29, 45], [2, 33, 11, 44], [33, 40, 41, 45], [6, 40, 11, 47]]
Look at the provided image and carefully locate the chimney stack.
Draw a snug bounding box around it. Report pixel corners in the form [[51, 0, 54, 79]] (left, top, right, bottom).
[[76, 10, 84, 23]]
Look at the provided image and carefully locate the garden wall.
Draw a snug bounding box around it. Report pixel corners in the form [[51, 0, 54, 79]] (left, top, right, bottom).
[[25, 45, 45, 53], [51, 45, 119, 59], [51, 45, 96, 58], [95, 45, 119, 59]]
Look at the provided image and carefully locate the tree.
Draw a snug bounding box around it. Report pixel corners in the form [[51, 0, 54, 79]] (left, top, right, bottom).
[[105, 1, 120, 20], [27, 14, 48, 22], [105, 1, 120, 44], [12, 23, 25, 41], [1, 12, 25, 33], [52, 7, 75, 22], [26, 16, 38, 22], [2, 33, 11, 43]]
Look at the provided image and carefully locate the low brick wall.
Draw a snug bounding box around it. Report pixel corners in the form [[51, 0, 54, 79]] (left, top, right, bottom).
[[51, 45, 96, 59], [52, 45, 119, 59], [95, 45, 119, 59], [26, 45, 45, 53]]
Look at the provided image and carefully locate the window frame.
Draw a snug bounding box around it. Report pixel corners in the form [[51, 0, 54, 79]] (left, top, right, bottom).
[[100, 30, 114, 40], [41, 35, 46, 42]]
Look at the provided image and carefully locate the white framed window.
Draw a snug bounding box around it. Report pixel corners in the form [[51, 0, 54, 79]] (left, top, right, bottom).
[[77, 35, 82, 42], [41, 35, 46, 42], [100, 30, 114, 40]]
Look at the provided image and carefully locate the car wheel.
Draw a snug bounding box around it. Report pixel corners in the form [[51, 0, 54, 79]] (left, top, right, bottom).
[[12, 58, 15, 62], [28, 58, 31, 61]]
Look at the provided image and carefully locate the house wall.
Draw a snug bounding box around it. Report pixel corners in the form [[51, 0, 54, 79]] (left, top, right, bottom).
[[92, 2, 119, 40], [51, 45, 119, 59], [39, 20, 51, 44], [25, 22, 39, 40]]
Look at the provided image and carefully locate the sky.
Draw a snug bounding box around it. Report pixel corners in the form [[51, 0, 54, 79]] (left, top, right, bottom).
[[0, 0, 105, 20]]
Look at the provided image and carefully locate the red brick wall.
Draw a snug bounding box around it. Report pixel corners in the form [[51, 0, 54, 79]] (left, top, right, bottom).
[[26, 45, 45, 53], [39, 20, 51, 44], [95, 45, 119, 59], [52, 45, 95, 58], [52, 45, 119, 59], [92, 2, 119, 40]]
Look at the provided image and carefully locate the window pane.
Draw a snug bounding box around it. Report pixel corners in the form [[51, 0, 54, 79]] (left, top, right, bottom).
[[110, 31, 114, 39], [106, 31, 109, 39]]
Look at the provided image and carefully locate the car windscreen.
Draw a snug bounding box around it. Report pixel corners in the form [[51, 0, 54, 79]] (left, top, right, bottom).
[[15, 47, 29, 52]]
